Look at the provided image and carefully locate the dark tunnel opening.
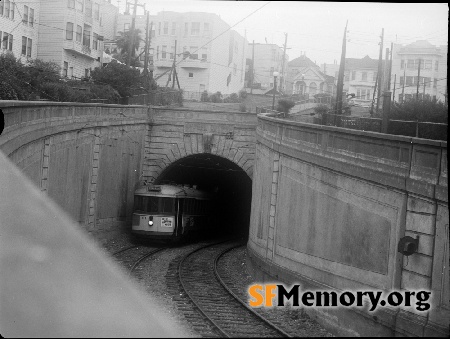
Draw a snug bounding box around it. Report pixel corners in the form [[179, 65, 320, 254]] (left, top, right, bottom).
[[154, 154, 252, 241]]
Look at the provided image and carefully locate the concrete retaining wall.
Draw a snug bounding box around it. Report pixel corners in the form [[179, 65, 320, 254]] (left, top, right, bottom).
[[0, 101, 150, 242], [248, 113, 449, 336]]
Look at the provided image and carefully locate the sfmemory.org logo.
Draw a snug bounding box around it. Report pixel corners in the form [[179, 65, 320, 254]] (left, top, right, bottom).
[[248, 284, 431, 312]]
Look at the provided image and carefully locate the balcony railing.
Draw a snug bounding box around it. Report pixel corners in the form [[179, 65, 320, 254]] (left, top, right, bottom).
[[63, 40, 97, 60]]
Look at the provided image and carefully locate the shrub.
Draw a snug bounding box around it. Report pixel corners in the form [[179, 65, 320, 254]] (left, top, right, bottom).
[[239, 89, 248, 100], [276, 98, 296, 114], [201, 90, 209, 102], [0, 81, 19, 100], [239, 103, 247, 112], [210, 91, 223, 103], [314, 104, 330, 115]]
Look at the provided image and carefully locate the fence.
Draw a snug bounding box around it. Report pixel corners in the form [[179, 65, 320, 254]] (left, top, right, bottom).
[[320, 112, 447, 141], [257, 107, 448, 141]]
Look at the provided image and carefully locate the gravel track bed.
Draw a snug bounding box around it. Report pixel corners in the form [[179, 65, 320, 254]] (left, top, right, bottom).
[[217, 246, 333, 337], [102, 234, 333, 337]]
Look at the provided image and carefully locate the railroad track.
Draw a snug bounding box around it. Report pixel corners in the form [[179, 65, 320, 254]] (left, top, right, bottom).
[[112, 245, 165, 275], [177, 240, 291, 338]]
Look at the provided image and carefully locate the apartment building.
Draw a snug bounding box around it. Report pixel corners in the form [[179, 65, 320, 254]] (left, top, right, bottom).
[[117, 11, 248, 96], [390, 40, 447, 103], [246, 43, 288, 93], [285, 54, 335, 98], [36, 0, 118, 80], [0, 0, 40, 61]]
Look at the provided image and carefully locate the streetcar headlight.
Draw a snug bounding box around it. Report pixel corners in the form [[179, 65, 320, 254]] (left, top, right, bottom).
[[148, 220, 153, 226]]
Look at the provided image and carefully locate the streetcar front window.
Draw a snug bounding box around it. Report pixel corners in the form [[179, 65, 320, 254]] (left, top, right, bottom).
[[134, 195, 175, 213]]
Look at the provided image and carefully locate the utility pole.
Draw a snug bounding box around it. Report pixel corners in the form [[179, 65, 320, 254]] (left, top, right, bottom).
[[172, 40, 180, 89], [375, 28, 384, 114], [126, 0, 138, 66], [416, 58, 421, 100], [250, 40, 255, 94], [370, 73, 378, 115], [392, 74, 396, 102], [334, 20, 348, 125], [143, 11, 150, 77], [401, 67, 406, 103], [423, 78, 426, 99], [388, 42, 393, 90], [280, 32, 288, 94]]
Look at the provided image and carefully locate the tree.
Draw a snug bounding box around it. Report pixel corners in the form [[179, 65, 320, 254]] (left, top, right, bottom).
[[276, 98, 296, 114], [113, 29, 143, 67], [91, 60, 143, 97]]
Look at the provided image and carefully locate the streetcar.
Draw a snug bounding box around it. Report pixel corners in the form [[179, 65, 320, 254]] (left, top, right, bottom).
[[131, 183, 216, 242]]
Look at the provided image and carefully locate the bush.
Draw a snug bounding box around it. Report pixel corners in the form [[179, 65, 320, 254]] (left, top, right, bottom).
[[201, 90, 209, 102], [314, 104, 330, 115], [389, 98, 447, 123], [210, 91, 223, 103], [239, 89, 248, 100], [276, 98, 296, 114], [239, 103, 247, 112]]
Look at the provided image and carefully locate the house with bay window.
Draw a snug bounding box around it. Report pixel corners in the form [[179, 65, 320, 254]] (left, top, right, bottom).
[[391, 40, 447, 103], [0, 0, 40, 61], [36, 0, 118, 80], [117, 11, 248, 97]]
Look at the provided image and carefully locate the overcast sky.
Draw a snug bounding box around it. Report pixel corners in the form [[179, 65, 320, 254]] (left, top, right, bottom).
[[116, 1, 448, 66]]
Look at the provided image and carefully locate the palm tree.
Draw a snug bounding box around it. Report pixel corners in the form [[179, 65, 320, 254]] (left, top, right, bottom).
[[113, 29, 142, 67]]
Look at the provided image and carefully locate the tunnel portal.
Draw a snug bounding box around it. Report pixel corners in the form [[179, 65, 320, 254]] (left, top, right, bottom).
[[154, 154, 252, 239]]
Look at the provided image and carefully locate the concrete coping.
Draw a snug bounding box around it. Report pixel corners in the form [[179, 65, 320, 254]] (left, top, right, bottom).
[[257, 113, 447, 147], [0, 100, 148, 109]]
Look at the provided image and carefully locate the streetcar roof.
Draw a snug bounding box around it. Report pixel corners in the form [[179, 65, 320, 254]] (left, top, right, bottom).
[[134, 184, 214, 199]]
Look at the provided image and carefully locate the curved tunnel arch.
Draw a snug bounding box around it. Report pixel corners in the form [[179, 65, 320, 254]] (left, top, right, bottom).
[[152, 153, 253, 238]]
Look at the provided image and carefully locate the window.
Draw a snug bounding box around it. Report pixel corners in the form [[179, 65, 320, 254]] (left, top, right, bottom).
[[184, 22, 188, 36], [423, 77, 431, 87], [171, 22, 176, 35], [400, 60, 404, 69], [344, 72, 349, 81], [94, 3, 100, 20], [361, 72, 367, 81], [85, 68, 90, 78], [7, 34, 13, 50], [406, 76, 414, 85], [26, 38, 32, 57], [1, 33, 8, 50], [63, 62, 68, 77], [201, 47, 207, 60], [124, 23, 130, 32], [93, 33, 98, 50], [76, 25, 82, 42], [400, 76, 404, 86], [22, 36, 27, 55], [0, 2, 3, 16], [163, 22, 168, 35], [149, 48, 154, 62], [68, 0, 75, 8], [158, 22, 161, 35], [23, 5, 28, 24], [69, 67, 73, 78], [191, 22, 200, 35], [86, 0, 92, 18], [76, 0, 83, 12], [151, 25, 155, 37], [407, 59, 415, 69], [66, 22, 74, 40], [83, 25, 91, 47], [4, 0, 9, 19], [29, 8, 34, 26], [233, 63, 237, 75], [204, 23, 210, 35], [435, 61, 438, 70], [424, 60, 432, 69], [189, 46, 198, 59], [189, 72, 193, 78], [169, 45, 174, 59], [351, 71, 356, 80], [434, 79, 437, 88], [156, 46, 159, 59], [373, 72, 377, 82], [10, 0, 14, 19], [161, 45, 167, 59]]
